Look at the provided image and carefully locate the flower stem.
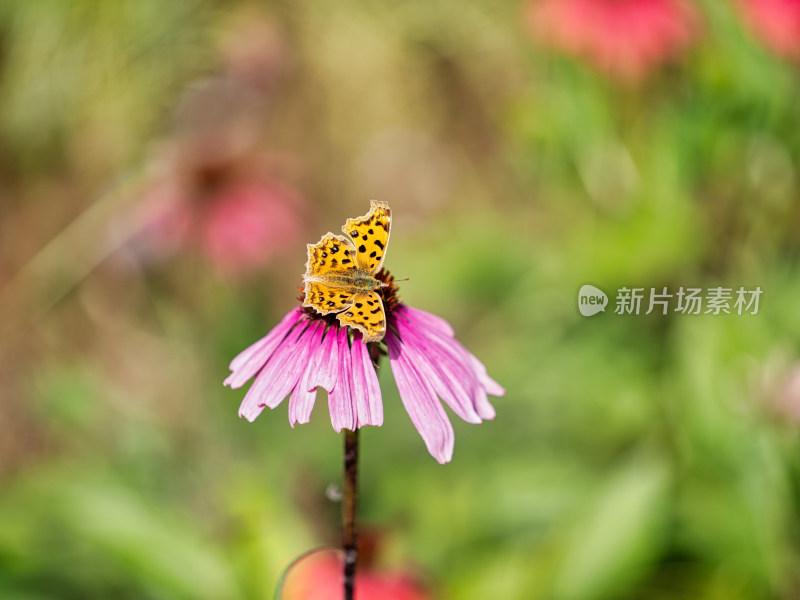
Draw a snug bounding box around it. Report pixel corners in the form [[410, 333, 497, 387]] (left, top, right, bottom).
[[343, 427, 359, 600]]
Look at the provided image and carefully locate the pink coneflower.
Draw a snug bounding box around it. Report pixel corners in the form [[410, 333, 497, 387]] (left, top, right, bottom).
[[224, 272, 503, 464], [737, 0, 800, 60], [525, 0, 700, 81], [227, 202, 502, 599]]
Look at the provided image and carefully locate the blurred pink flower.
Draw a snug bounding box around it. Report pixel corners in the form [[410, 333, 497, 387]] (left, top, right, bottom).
[[225, 295, 503, 464], [144, 176, 304, 277], [135, 63, 305, 278], [737, 0, 800, 60], [281, 550, 430, 600], [525, 0, 700, 81]]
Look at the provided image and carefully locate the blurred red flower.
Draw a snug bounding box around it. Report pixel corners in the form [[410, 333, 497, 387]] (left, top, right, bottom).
[[525, 0, 700, 81], [737, 0, 800, 60], [281, 551, 431, 600]]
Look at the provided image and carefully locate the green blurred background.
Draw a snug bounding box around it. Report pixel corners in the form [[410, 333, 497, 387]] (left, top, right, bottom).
[[1, 1, 800, 598]]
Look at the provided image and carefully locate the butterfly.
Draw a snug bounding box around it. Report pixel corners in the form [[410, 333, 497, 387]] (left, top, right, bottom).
[[302, 200, 391, 342]]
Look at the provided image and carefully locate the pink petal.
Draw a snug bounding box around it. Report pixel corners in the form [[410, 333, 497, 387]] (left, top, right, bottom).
[[305, 324, 340, 393], [396, 305, 454, 338], [404, 315, 501, 423], [395, 318, 482, 424], [239, 321, 314, 421], [403, 310, 502, 405], [468, 385, 495, 422], [398, 313, 499, 421], [288, 321, 326, 427], [351, 332, 383, 428], [288, 372, 317, 428], [328, 327, 356, 433], [224, 308, 304, 389], [387, 332, 455, 464], [468, 352, 505, 397]]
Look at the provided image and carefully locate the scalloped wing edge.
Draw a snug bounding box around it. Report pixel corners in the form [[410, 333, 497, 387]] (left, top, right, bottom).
[[341, 199, 391, 275]]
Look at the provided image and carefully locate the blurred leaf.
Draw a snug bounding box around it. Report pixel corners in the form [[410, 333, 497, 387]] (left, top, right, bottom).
[[552, 458, 671, 600]]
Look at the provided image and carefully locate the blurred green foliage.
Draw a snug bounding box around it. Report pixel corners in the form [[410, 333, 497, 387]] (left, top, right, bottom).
[[1, 1, 799, 599]]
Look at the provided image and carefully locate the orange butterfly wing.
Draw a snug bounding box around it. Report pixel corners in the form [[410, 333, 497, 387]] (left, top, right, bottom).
[[341, 200, 391, 275]]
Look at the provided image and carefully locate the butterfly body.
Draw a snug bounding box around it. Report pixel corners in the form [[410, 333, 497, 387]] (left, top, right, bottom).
[[305, 271, 382, 291], [302, 201, 391, 342]]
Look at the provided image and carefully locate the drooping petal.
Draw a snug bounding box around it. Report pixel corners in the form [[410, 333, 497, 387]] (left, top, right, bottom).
[[396, 305, 454, 338], [387, 332, 455, 464], [466, 352, 504, 419], [239, 321, 314, 421], [288, 369, 317, 428], [394, 317, 482, 424], [351, 332, 383, 427], [398, 310, 501, 422], [305, 323, 339, 393], [225, 308, 304, 388], [469, 386, 495, 422], [328, 327, 356, 433], [288, 321, 326, 427]]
